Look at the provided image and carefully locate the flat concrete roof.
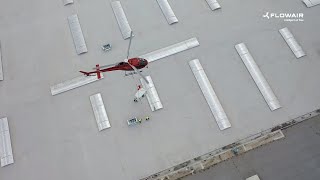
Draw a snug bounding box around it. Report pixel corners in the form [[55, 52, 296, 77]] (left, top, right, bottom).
[[0, 0, 319, 179]]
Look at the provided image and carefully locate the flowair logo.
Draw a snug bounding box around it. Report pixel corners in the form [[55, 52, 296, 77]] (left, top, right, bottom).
[[263, 12, 270, 19], [262, 12, 304, 22]]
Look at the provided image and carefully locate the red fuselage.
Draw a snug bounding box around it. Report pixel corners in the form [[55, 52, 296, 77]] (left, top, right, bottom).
[[102, 58, 148, 72]]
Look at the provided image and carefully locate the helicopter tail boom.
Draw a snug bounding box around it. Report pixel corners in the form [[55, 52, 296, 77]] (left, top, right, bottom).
[[79, 64, 102, 79]]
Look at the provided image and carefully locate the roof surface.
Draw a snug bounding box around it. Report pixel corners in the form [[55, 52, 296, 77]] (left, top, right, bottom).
[[0, 0, 319, 179]]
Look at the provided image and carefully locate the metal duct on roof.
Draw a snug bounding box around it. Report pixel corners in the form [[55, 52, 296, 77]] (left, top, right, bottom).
[[279, 27, 306, 59], [235, 43, 281, 111], [50, 74, 104, 96], [63, 0, 73, 6], [111, 1, 132, 39], [139, 38, 199, 62], [0, 117, 14, 167], [156, 0, 178, 24], [189, 59, 231, 130], [67, 14, 88, 54], [90, 93, 111, 131], [205, 0, 221, 10], [303, 0, 320, 7], [140, 76, 163, 111]]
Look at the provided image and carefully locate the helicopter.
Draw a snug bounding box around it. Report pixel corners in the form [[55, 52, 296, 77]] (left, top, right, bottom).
[[79, 31, 149, 84]]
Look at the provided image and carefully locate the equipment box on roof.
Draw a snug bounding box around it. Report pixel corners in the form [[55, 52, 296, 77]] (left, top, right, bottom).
[[127, 117, 139, 126]]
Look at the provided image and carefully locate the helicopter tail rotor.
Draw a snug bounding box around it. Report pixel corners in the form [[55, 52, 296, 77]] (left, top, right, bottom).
[[79, 71, 90, 76], [95, 64, 102, 79], [79, 64, 102, 79]]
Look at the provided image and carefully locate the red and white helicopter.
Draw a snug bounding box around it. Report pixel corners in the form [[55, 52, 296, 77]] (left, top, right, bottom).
[[79, 31, 149, 84]]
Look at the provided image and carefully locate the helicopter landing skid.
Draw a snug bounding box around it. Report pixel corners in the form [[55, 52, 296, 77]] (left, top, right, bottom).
[[125, 71, 143, 76]]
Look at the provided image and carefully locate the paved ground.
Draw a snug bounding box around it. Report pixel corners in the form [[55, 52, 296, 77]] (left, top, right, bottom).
[[185, 115, 320, 180], [0, 0, 320, 179]]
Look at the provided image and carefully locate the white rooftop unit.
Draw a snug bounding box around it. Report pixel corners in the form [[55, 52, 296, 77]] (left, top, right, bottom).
[[111, 1, 132, 39], [0, 117, 14, 167], [90, 93, 111, 131], [140, 76, 163, 112], [139, 38, 199, 63], [235, 43, 281, 111], [279, 27, 306, 59], [189, 59, 231, 130], [156, 0, 178, 24], [67, 14, 88, 55], [50, 74, 104, 96]]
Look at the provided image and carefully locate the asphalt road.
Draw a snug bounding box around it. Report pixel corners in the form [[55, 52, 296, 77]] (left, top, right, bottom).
[[185, 115, 320, 180]]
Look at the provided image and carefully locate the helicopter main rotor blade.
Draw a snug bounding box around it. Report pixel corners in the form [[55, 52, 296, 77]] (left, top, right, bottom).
[[95, 63, 118, 69], [126, 31, 133, 59], [128, 63, 149, 84]]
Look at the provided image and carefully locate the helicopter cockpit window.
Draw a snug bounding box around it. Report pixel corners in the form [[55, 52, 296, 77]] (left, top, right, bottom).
[[138, 59, 145, 65]]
